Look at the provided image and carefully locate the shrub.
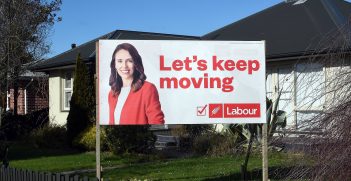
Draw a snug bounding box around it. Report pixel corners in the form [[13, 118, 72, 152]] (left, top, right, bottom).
[[0, 108, 49, 140], [171, 125, 212, 151], [192, 132, 238, 156], [66, 98, 89, 145], [73, 124, 107, 151], [66, 54, 95, 145], [208, 133, 240, 156], [105, 125, 155, 154], [0, 140, 9, 160], [29, 124, 68, 149]]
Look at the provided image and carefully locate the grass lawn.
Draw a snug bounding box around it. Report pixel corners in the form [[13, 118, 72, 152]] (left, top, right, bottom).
[[7, 141, 144, 172], [6, 141, 310, 180], [93, 152, 307, 181]]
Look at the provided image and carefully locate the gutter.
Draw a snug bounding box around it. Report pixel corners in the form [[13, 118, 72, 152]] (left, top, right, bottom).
[[30, 57, 93, 72]]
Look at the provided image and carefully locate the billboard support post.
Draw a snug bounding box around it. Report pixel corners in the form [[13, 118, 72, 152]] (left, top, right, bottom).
[[262, 123, 268, 180], [96, 42, 101, 180], [262, 40, 268, 181]]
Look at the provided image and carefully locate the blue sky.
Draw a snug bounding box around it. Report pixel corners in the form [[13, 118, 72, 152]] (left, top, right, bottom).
[[47, 0, 282, 57], [48, 0, 287, 57]]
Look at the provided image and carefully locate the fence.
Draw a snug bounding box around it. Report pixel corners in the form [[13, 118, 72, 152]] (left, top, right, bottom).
[[0, 166, 108, 181]]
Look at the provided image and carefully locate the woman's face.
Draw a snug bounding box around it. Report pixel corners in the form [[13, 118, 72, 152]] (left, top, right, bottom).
[[115, 49, 135, 82]]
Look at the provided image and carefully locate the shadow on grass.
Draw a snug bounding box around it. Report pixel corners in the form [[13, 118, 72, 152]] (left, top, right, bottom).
[[203, 166, 310, 181], [5, 141, 81, 161]]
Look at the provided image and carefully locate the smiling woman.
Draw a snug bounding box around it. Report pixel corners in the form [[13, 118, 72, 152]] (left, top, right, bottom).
[[108, 43, 165, 125]]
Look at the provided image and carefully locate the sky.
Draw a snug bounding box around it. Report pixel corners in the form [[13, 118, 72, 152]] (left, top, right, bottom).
[[44, 0, 351, 123], [47, 0, 286, 57]]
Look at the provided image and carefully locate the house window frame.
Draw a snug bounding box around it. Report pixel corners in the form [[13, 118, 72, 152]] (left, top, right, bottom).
[[266, 61, 326, 130], [294, 62, 325, 130], [62, 72, 73, 111]]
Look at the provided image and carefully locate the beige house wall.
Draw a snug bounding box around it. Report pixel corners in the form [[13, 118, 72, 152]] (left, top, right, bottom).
[[49, 69, 72, 125]]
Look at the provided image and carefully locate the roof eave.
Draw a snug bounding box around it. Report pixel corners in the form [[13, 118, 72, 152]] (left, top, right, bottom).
[[30, 57, 94, 72]]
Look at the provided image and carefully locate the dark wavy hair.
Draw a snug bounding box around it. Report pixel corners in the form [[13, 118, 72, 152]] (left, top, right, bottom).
[[109, 43, 147, 96]]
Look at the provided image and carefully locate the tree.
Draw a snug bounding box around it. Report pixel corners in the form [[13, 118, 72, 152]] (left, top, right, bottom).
[[283, 20, 351, 180], [67, 54, 95, 145], [0, 0, 61, 115]]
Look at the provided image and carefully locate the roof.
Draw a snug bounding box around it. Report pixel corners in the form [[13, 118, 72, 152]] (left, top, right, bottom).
[[202, 0, 351, 59], [32, 30, 199, 71], [33, 0, 351, 71]]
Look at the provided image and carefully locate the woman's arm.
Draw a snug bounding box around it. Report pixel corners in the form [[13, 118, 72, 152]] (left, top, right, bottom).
[[108, 90, 115, 125], [145, 84, 165, 124]]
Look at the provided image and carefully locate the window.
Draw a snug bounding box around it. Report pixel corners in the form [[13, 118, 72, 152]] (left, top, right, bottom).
[[63, 72, 73, 111], [277, 67, 295, 129], [266, 63, 325, 130], [295, 63, 324, 130], [296, 63, 324, 111]]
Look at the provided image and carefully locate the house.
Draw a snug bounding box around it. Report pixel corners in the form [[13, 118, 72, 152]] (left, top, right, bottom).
[[31, 30, 198, 125], [202, 0, 351, 131], [5, 70, 48, 115], [31, 0, 351, 129]]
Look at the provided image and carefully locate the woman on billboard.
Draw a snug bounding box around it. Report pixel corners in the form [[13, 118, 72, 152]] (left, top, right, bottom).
[[108, 43, 164, 125]]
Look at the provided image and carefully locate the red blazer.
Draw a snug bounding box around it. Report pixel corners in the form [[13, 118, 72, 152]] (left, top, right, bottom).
[[108, 81, 165, 125]]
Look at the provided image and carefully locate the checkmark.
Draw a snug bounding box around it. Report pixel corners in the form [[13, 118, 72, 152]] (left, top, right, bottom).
[[197, 105, 208, 116]]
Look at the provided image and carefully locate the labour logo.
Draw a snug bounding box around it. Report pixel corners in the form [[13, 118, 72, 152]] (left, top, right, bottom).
[[223, 104, 260, 118], [209, 104, 223, 118]]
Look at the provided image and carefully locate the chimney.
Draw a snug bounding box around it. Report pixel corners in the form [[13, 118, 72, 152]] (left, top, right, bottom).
[[71, 43, 76, 49]]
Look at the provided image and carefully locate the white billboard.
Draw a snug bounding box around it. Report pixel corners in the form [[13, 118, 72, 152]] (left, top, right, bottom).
[[98, 40, 266, 125]]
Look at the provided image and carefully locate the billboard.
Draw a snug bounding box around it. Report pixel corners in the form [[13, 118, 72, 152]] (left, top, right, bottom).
[[98, 40, 266, 125]]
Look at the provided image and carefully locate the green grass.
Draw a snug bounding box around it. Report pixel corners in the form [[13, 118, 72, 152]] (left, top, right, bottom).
[[11, 152, 96, 172], [99, 155, 243, 180], [7, 142, 145, 172], [95, 153, 307, 181], [6, 142, 311, 180]]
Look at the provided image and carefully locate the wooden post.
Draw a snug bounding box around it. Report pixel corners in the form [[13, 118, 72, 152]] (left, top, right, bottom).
[[262, 123, 268, 181], [95, 41, 101, 180], [262, 40, 268, 181]]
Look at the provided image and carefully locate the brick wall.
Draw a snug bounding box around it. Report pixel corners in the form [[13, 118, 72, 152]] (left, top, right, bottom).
[[9, 77, 48, 115]]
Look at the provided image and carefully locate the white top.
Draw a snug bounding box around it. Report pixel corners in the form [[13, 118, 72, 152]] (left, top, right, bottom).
[[114, 86, 131, 124]]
